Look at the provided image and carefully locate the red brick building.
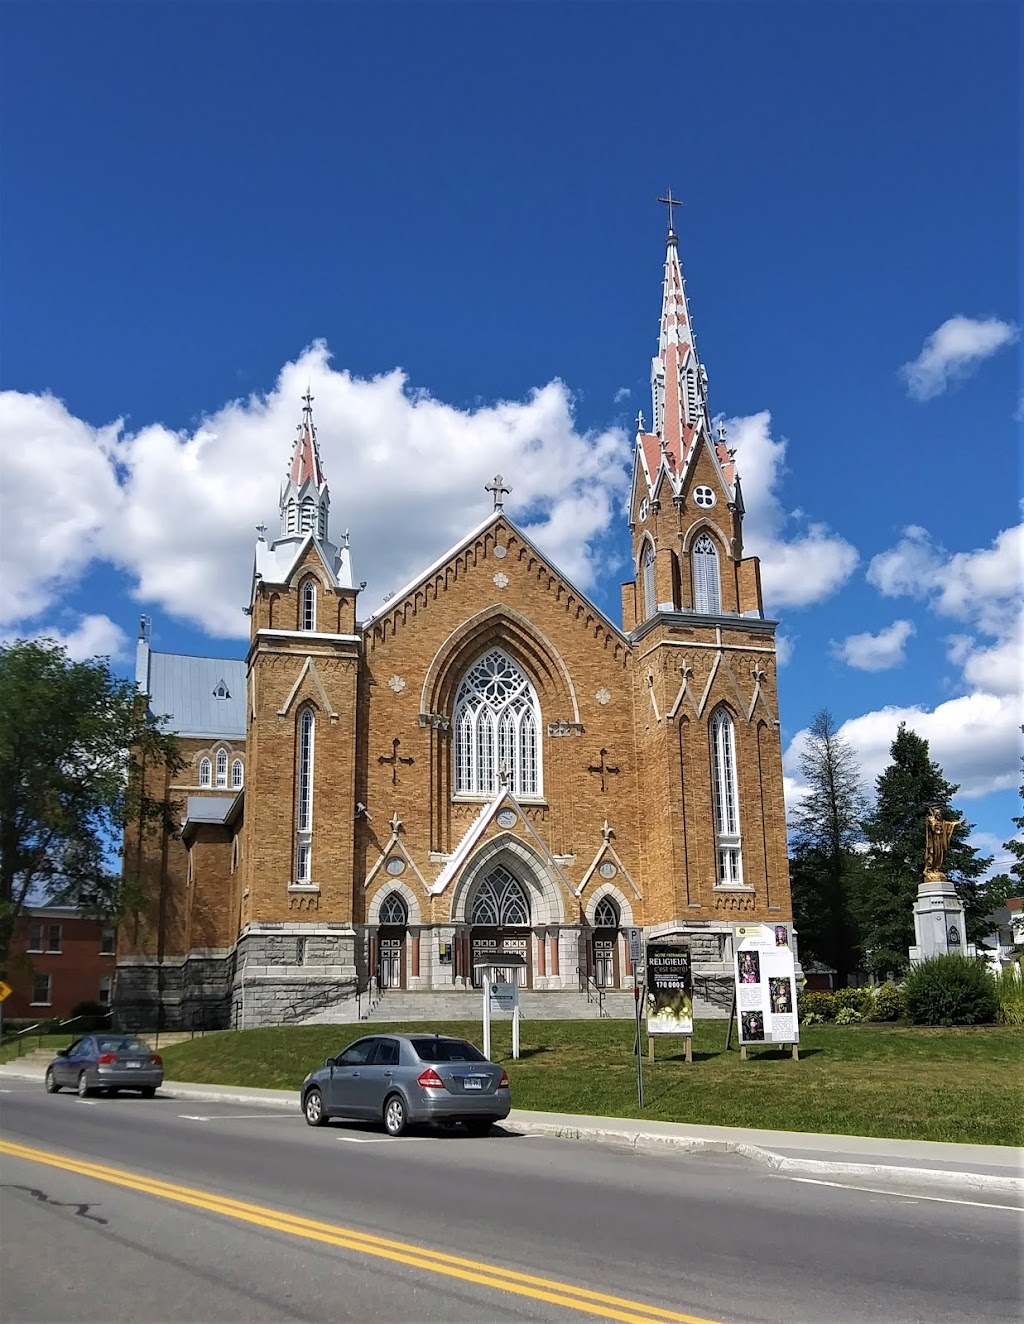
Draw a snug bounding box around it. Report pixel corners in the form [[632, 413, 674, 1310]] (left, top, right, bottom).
[[4, 907, 117, 1021]]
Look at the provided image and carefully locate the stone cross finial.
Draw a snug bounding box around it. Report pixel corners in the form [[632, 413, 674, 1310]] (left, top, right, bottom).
[[635, 409, 645, 432], [602, 820, 615, 844], [389, 812, 403, 836], [486, 474, 511, 511]]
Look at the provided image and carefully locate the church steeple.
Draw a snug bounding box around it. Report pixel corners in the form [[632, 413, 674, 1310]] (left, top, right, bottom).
[[280, 390, 330, 540]]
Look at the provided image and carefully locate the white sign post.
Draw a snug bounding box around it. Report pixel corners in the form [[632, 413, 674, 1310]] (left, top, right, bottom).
[[482, 968, 492, 1062], [474, 955, 527, 1063]]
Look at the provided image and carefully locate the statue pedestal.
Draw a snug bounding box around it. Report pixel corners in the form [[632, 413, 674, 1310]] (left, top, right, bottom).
[[909, 878, 967, 964]]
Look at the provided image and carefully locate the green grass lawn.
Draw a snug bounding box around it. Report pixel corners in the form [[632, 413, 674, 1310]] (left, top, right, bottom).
[[157, 1019, 1024, 1147], [0, 1033, 74, 1065]]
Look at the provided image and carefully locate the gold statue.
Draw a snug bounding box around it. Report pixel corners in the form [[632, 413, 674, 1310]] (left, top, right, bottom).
[[924, 805, 961, 880]]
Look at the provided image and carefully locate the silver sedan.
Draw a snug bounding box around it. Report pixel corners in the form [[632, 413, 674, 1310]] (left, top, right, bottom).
[[45, 1034, 164, 1098], [301, 1034, 511, 1136]]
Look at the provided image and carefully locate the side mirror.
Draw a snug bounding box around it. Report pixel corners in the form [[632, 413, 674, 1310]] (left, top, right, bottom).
[[324, 1057, 334, 1069], [56, 1049, 69, 1057]]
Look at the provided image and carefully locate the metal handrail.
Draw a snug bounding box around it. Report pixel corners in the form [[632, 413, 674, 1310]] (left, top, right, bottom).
[[579, 971, 607, 1017]]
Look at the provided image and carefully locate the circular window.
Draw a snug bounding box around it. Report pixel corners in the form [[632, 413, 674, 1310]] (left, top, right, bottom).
[[385, 857, 406, 876], [693, 486, 716, 509], [638, 498, 650, 522], [599, 861, 617, 879]]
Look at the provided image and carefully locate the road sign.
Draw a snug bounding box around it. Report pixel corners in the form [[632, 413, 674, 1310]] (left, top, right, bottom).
[[0, 980, 12, 1003], [626, 927, 644, 964]]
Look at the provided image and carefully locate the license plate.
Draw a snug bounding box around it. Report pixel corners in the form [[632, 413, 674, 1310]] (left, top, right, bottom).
[[463, 1077, 483, 1090], [126, 1061, 142, 1069]]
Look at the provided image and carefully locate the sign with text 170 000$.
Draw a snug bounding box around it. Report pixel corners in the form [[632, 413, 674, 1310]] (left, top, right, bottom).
[[733, 923, 798, 1046], [645, 943, 693, 1035]]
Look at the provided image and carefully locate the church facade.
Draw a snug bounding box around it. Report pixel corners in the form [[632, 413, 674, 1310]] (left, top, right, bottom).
[[117, 220, 794, 1029]]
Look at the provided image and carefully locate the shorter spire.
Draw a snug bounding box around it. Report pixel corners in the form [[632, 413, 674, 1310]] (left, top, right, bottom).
[[280, 390, 330, 540]]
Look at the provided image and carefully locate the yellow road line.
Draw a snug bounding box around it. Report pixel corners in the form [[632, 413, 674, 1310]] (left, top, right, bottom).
[[0, 1138, 723, 1324]]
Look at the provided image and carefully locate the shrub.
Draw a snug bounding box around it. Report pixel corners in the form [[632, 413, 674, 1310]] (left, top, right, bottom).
[[870, 983, 906, 1022], [70, 1000, 112, 1031], [798, 990, 836, 1022], [996, 960, 1024, 1026], [903, 955, 999, 1027], [834, 987, 873, 1015], [801, 1011, 826, 1026], [835, 1006, 863, 1025]]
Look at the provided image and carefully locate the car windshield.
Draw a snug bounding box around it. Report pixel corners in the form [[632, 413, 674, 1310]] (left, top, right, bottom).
[[411, 1038, 486, 1063], [95, 1038, 149, 1053]]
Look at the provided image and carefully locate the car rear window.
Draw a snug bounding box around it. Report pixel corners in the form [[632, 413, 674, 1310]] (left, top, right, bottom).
[[410, 1038, 486, 1063], [96, 1038, 149, 1053]]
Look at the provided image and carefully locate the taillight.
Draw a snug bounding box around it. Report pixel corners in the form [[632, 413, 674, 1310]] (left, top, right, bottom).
[[97, 1052, 117, 1065], [150, 1055, 163, 1067], [498, 1070, 509, 1088], [416, 1067, 445, 1089]]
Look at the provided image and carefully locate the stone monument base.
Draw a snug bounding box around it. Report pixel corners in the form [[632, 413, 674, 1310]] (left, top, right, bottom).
[[909, 876, 967, 965]]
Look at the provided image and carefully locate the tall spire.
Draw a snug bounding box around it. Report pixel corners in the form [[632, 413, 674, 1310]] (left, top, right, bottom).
[[650, 198, 711, 460], [280, 389, 330, 540]]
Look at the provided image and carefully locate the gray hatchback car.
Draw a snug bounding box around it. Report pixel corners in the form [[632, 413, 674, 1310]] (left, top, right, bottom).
[[45, 1034, 164, 1098], [301, 1034, 510, 1136]]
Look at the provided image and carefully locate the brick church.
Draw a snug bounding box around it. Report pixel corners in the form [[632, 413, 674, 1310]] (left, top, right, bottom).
[[117, 216, 794, 1028]]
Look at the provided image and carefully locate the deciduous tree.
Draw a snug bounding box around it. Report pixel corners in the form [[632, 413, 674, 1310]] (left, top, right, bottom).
[[0, 638, 182, 975]]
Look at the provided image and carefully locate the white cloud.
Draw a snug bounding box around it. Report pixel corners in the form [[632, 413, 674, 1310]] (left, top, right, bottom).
[[613, 386, 632, 404], [775, 633, 794, 667], [969, 831, 1016, 880], [725, 411, 859, 611], [2, 613, 129, 662], [784, 691, 1022, 805], [900, 315, 1018, 402], [0, 391, 122, 627], [834, 619, 915, 672], [0, 344, 632, 640]]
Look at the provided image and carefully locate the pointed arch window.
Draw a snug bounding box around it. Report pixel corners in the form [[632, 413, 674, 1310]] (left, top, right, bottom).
[[595, 895, 620, 928], [215, 748, 228, 788], [231, 758, 244, 790], [198, 757, 212, 788], [379, 892, 408, 926], [301, 579, 316, 631], [692, 533, 721, 615], [295, 708, 315, 883], [641, 542, 657, 619], [711, 708, 743, 885], [470, 866, 530, 926], [453, 650, 541, 797]]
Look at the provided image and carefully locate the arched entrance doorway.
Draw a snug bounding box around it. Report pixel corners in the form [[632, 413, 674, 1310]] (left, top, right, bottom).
[[469, 865, 532, 988], [377, 891, 408, 990], [592, 895, 620, 989]]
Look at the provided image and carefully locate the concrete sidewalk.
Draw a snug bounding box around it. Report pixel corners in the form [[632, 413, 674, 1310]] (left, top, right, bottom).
[[3, 1060, 1020, 1195]]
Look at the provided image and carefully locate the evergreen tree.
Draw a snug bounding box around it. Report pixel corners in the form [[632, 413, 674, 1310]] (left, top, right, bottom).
[[0, 638, 183, 975], [857, 723, 991, 977], [788, 709, 867, 986], [1001, 731, 1024, 892]]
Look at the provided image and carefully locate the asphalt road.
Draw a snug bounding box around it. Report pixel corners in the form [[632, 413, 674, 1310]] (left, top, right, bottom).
[[0, 1080, 1020, 1324]]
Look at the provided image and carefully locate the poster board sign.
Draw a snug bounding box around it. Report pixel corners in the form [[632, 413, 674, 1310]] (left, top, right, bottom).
[[489, 982, 518, 1014], [733, 923, 799, 1046], [645, 942, 693, 1035]]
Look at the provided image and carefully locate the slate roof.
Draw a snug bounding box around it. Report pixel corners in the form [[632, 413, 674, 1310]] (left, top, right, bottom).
[[146, 651, 247, 739]]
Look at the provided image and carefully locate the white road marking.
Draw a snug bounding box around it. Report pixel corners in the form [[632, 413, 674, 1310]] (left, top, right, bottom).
[[75, 1100, 98, 1107], [177, 1113, 297, 1122], [788, 1176, 1023, 1213], [337, 1135, 399, 1144]]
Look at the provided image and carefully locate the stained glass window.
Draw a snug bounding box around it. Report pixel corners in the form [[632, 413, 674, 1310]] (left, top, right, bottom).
[[453, 650, 540, 796]]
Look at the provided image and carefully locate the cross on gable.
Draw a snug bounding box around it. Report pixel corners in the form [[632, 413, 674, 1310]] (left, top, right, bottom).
[[378, 737, 414, 786], [587, 749, 620, 794], [485, 474, 511, 511]]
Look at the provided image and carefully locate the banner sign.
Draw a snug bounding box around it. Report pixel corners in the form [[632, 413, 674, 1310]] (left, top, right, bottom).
[[733, 923, 799, 1046], [645, 942, 693, 1035]]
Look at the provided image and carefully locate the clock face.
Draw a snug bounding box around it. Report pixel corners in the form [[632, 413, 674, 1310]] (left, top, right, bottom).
[[385, 857, 406, 876], [496, 809, 518, 829], [599, 861, 617, 879]]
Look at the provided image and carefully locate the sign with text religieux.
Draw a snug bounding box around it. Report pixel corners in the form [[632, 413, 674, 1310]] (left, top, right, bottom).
[[645, 942, 694, 1036], [734, 924, 799, 1047]]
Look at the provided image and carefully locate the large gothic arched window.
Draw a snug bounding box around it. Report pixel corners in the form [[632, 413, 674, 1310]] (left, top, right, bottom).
[[470, 866, 531, 926], [295, 707, 315, 883], [711, 708, 743, 885], [379, 892, 408, 926], [594, 895, 620, 928], [453, 650, 540, 797], [692, 533, 721, 614]]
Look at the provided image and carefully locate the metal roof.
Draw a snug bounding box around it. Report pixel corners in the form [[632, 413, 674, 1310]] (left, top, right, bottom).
[[146, 652, 247, 739], [185, 796, 236, 825]]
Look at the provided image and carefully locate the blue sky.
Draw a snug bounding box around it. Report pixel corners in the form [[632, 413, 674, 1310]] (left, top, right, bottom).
[[1, 2, 1020, 863]]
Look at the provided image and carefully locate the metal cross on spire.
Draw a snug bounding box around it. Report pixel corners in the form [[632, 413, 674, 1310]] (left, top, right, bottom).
[[657, 189, 684, 233], [486, 474, 511, 511]]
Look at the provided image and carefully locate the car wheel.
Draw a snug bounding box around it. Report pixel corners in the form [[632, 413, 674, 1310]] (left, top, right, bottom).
[[140, 1087, 156, 1098], [383, 1093, 408, 1137], [44, 1067, 60, 1094], [77, 1072, 93, 1098], [464, 1119, 496, 1137], [304, 1087, 328, 1127]]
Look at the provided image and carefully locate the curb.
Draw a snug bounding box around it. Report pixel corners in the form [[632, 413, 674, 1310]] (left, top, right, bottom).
[[4, 1066, 1021, 1196]]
